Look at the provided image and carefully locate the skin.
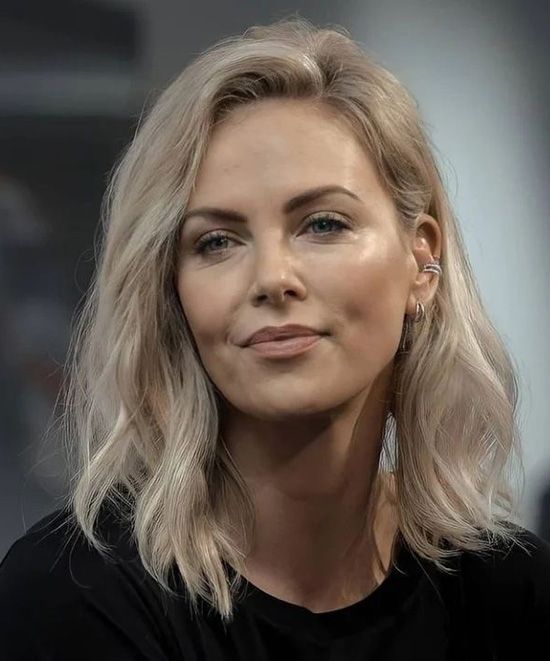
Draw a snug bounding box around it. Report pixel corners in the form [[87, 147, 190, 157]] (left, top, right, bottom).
[[176, 98, 441, 612]]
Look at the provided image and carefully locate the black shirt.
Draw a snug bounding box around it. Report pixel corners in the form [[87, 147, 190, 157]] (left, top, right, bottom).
[[1, 503, 549, 660]]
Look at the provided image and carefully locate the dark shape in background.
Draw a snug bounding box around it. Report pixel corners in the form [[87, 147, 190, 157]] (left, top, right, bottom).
[[537, 483, 550, 543]]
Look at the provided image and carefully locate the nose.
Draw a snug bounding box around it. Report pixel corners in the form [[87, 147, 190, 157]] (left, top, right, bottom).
[[249, 236, 307, 306]]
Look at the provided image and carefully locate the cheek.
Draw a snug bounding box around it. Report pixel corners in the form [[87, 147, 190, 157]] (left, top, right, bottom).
[[330, 257, 407, 351], [176, 272, 235, 356]]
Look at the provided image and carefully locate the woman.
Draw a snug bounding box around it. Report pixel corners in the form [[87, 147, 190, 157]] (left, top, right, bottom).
[[1, 16, 548, 660]]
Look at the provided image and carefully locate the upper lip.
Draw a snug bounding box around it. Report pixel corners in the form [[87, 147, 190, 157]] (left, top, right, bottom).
[[241, 324, 325, 346]]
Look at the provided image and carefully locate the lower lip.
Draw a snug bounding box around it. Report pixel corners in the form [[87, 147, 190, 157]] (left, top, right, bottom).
[[246, 334, 323, 358]]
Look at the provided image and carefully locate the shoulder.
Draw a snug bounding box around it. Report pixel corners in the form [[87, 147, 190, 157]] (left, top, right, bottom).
[[454, 525, 550, 653], [0, 503, 146, 603], [460, 525, 550, 597], [0, 503, 177, 659]]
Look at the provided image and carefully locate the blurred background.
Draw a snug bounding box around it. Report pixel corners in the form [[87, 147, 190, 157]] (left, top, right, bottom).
[[1, 0, 549, 558]]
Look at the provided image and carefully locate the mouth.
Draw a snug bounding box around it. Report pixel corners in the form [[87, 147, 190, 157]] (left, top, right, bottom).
[[242, 324, 328, 347], [245, 334, 325, 358]]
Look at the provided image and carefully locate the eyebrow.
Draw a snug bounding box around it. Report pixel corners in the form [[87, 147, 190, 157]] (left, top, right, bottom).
[[181, 185, 361, 224]]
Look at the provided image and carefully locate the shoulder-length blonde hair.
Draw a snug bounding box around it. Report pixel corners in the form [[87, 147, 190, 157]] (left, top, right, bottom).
[[59, 15, 524, 622]]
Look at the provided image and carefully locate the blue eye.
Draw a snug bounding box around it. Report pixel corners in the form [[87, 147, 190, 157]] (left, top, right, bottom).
[[193, 214, 350, 256], [194, 231, 232, 255], [307, 215, 349, 235]]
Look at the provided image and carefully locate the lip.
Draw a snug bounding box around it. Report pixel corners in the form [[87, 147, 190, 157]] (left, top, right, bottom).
[[246, 334, 323, 358], [242, 324, 324, 347]]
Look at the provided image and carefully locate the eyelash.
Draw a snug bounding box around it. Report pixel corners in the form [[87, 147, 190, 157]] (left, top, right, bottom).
[[193, 214, 351, 256]]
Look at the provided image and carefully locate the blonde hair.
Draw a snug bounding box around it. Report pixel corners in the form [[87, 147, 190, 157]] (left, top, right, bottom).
[[59, 15, 524, 622]]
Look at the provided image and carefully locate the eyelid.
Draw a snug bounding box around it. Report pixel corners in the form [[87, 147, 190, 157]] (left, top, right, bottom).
[[189, 208, 350, 231], [303, 210, 354, 230], [307, 210, 350, 222]]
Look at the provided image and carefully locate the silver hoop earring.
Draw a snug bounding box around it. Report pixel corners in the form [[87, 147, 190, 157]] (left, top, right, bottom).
[[422, 258, 442, 276], [414, 300, 425, 323], [398, 304, 423, 353]]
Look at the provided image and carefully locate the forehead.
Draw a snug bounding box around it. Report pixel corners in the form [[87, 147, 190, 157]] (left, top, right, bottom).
[[190, 99, 386, 201]]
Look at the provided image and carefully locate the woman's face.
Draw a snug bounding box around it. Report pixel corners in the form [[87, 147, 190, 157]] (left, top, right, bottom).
[[176, 99, 422, 421]]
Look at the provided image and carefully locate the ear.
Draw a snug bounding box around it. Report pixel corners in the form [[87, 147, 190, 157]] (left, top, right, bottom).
[[405, 213, 442, 317]]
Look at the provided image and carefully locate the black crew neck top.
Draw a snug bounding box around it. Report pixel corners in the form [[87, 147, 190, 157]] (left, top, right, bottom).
[[1, 502, 549, 660]]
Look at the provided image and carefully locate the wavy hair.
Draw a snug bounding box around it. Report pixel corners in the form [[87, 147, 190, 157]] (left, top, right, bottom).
[[58, 15, 524, 622]]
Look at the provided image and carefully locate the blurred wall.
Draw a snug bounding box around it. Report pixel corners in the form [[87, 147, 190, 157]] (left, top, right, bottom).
[[1, 0, 548, 557]]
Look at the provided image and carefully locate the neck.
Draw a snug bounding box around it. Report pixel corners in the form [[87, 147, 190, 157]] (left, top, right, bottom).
[[220, 366, 398, 611], [240, 471, 398, 612]]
